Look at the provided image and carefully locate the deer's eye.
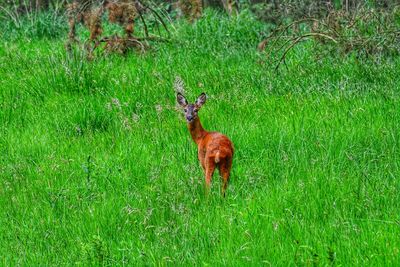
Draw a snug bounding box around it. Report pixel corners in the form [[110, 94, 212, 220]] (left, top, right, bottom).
[[184, 109, 188, 112], [193, 109, 198, 112]]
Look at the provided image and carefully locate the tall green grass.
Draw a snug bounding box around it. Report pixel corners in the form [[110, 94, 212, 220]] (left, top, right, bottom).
[[0, 9, 399, 265], [0, 10, 67, 40]]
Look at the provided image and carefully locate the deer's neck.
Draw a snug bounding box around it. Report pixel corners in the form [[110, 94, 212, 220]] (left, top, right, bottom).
[[188, 117, 207, 145]]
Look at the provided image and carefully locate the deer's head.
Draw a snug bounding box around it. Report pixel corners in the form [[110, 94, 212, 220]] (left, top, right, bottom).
[[176, 93, 207, 123]]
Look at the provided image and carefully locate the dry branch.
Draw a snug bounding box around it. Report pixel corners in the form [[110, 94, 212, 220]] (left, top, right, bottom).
[[65, 0, 171, 58], [259, 7, 400, 71]]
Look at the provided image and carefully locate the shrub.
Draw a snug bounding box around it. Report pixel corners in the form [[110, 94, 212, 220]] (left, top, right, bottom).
[[259, 6, 400, 70]]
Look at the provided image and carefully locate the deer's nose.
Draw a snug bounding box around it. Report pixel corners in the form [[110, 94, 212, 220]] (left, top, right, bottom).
[[186, 115, 193, 121]]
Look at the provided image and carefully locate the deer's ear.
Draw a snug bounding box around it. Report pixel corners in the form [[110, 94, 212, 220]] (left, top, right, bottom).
[[196, 93, 207, 108], [177, 93, 188, 107]]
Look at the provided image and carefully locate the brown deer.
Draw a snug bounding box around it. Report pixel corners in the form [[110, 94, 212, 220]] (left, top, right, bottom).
[[176, 92, 234, 197]]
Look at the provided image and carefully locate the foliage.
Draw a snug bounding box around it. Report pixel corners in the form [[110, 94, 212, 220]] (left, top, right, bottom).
[[259, 7, 400, 70], [0, 8, 68, 39], [178, 0, 203, 22], [248, 0, 399, 24], [176, 9, 268, 51], [65, 0, 170, 58], [0, 7, 399, 266]]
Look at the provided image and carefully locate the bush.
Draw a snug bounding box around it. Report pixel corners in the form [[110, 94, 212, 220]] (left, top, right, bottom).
[[248, 0, 400, 24], [259, 6, 400, 70]]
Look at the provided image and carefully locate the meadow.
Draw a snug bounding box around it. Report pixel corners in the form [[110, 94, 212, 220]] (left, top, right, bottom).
[[0, 9, 399, 265]]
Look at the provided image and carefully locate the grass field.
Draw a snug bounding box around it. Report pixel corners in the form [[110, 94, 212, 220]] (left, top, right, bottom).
[[0, 10, 399, 265]]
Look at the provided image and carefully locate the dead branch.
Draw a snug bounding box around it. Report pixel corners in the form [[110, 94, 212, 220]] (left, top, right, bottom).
[[274, 33, 337, 71], [137, 8, 149, 37], [259, 7, 400, 71], [65, 0, 171, 58], [137, 0, 171, 36]]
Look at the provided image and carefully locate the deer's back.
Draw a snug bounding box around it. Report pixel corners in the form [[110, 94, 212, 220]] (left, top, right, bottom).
[[199, 131, 234, 160]]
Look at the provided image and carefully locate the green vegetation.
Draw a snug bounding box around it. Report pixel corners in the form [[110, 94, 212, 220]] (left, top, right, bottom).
[[1, 10, 399, 265]]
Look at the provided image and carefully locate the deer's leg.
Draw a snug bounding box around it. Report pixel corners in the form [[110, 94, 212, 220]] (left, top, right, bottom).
[[199, 158, 206, 173], [219, 157, 232, 197], [205, 159, 216, 194], [198, 151, 206, 173]]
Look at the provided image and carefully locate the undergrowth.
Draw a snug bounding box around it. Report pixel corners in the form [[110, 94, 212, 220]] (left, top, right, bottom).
[[0, 7, 399, 266]]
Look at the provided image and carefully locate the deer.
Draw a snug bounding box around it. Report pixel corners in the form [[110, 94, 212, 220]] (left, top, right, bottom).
[[176, 91, 234, 197]]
